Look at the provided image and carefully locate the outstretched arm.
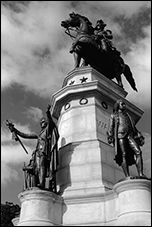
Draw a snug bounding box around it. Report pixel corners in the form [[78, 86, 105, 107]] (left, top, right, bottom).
[[15, 129, 38, 139], [6, 120, 37, 139]]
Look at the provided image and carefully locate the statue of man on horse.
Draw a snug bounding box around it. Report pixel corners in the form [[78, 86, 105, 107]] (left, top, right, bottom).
[[61, 12, 138, 92]]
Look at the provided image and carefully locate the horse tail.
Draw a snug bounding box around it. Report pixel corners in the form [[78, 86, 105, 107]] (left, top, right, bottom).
[[123, 64, 138, 92]]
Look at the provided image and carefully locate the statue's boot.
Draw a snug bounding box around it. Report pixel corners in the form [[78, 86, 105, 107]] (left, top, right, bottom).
[[121, 158, 130, 177], [136, 155, 146, 178], [73, 52, 81, 68]]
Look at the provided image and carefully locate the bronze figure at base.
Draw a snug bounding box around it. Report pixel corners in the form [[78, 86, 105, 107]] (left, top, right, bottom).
[[107, 99, 147, 179], [6, 104, 59, 193]]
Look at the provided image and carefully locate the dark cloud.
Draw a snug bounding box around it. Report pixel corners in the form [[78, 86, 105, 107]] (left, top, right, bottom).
[[1, 1, 31, 13], [113, 7, 151, 54], [33, 47, 52, 61], [2, 1, 151, 105], [69, 1, 81, 9]]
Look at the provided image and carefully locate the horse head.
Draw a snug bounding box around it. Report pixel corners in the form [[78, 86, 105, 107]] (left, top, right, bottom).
[[61, 12, 80, 29], [61, 12, 94, 36]]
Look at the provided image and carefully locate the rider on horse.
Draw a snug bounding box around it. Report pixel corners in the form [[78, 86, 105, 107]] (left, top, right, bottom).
[[94, 19, 121, 56], [94, 19, 124, 69]]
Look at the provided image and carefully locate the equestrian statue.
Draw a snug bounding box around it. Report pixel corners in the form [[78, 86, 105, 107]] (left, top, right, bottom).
[[61, 12, 138, 92]]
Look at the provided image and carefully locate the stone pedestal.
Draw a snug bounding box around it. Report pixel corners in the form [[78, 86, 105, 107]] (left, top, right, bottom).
[[113, 179, 151, 226], [12, 217, 20, 226], [14, 67, 150, 226], [50, 66, 146, 225], [51, 67, 144, 196], [17, 188, 63, 226]]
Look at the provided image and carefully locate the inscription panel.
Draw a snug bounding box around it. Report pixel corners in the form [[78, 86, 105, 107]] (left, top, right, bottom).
[[96, 114, 109, 143], [97, 119, 108, 131]]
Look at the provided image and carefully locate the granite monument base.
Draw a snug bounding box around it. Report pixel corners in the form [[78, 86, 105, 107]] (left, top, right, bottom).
[[16, 188, 63, 226], [113, 178, 151, 226]]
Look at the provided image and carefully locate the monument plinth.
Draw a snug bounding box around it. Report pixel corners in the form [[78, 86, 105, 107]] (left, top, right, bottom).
[[52, 67, 143, 195], [12, 66, 150, 226], [50, 66, 147, 226], [16, 188, 63, 226], [113, 179, 151, 226]]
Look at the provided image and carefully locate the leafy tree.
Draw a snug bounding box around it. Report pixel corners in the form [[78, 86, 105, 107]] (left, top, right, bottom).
[[1, 202, 20, 226]]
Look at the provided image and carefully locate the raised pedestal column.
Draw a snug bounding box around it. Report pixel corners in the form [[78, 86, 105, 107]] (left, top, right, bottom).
[[17, 188, 63, 226], [52, 67, 144, 197], [51, 67, 145, 225], [113, 179, 151, 226]]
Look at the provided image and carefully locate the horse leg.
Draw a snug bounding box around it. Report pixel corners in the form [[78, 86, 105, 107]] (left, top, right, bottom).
[[70, 41, 77, 53], [73, 52, 81, 68], [81, 58, 88, 67], [115, 72, 124, 89]]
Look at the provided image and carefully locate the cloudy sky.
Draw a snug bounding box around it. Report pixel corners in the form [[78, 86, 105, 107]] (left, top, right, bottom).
[[1, 1, 151, 205]]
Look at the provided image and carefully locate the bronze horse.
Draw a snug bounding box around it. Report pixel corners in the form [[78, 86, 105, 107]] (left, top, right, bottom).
[[61, 12, 138, 92]]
